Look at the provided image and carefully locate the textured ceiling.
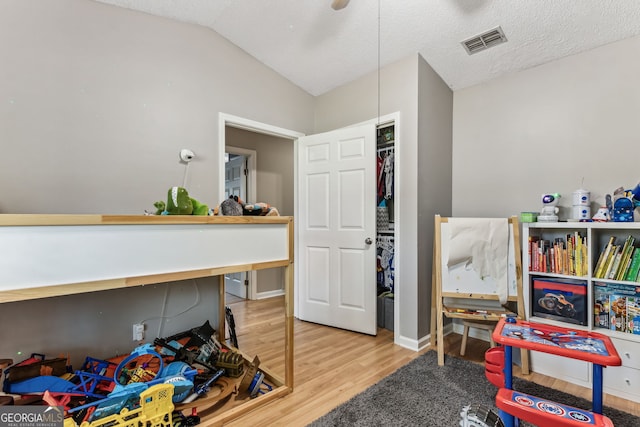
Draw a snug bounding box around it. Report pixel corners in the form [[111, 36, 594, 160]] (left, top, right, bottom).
[[93, 0, 640, 96]]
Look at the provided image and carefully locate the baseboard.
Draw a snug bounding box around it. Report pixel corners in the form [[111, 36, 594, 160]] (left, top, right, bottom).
[[396, 323, 454, 352], [255, 289, 285, 300], [410, 322, 495, 353]]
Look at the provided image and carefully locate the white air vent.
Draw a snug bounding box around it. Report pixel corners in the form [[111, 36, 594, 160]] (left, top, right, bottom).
[[461, 26, 507, 55]]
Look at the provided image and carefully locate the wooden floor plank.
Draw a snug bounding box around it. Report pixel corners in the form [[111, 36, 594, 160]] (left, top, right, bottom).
[[215, 295, 638, 426]]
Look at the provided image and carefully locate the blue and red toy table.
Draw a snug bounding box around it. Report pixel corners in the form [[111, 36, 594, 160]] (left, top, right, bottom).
[[490, 317, 621, 427]]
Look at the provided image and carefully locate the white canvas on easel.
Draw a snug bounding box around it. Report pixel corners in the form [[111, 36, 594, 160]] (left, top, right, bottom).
[[440, 220, 518, 297], [430, 215, 529, 374]]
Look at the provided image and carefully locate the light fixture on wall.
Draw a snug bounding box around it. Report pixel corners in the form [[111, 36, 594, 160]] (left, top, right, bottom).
[[179, 148, 195, 188]]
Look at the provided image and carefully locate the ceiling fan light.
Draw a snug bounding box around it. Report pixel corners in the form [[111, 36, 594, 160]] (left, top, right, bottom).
[[331, 0, 350, 11]]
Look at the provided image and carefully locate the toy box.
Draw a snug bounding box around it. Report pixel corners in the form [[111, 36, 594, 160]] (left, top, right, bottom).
[[520, 212, 538, 223], [532, 278, 587, 325]]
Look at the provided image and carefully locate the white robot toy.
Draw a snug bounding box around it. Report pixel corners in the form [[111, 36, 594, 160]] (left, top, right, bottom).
[[538, 193, 561, 222]]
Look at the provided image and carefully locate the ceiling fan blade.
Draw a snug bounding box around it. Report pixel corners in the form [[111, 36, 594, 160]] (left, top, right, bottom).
[[331, 0, 350, 11]]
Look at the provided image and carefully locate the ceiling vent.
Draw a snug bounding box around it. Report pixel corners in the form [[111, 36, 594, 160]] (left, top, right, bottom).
[[461, 26, 507, 55]]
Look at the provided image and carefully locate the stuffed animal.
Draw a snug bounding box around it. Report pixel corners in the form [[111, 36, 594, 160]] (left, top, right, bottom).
[[153, 201, 166, 216], [191, 198, 209, 216], [154, 187, 209, 216], [243, 202, 279, 216], [217, 195, 244, 216], [214, 196, 279, 216]]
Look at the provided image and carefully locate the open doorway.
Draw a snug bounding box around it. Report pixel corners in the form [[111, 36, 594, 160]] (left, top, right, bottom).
[[224, 147, 256, 301], [220, 114, 302, 302]]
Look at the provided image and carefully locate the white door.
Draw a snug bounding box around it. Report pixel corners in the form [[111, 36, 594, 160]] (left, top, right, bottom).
[[297, 124, 377, 335], [224, 154, 247, 299]]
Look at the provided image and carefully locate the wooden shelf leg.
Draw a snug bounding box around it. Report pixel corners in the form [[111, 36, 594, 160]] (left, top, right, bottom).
[[460, 324, 470, 356]]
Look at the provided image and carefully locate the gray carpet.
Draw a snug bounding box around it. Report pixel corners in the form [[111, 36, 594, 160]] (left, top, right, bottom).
[[308, 350, 640, 426]]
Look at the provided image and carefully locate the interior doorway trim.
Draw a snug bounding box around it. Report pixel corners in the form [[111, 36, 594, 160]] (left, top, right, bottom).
[[218, 113, 304, 301], [218, 113, 304, 203]]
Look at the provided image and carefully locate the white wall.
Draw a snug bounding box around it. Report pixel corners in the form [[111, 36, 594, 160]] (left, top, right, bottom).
[[0, 0, 314, 215], [453, 35, 640, 219]]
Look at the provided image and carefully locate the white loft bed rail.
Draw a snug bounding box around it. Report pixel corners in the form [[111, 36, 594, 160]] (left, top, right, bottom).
[[0, 214, 295, 424], [0, 214, 293, 303]]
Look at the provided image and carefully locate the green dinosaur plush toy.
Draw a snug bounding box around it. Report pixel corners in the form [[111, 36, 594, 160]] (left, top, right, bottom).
[[191, 198, 209, 216], [155, 186, 209, 215], [166, 186, 193, 215], [154, 201, 166, 216]]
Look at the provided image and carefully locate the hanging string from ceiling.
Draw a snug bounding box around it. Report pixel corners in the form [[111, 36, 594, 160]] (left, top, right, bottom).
[[377, 0, 381, 126]]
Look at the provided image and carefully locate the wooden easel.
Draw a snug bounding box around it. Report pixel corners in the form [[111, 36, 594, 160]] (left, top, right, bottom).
[[430, 215, 529, 374]]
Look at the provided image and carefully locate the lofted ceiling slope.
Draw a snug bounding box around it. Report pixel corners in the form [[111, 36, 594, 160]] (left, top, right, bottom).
[[93, 0, 640, 96]]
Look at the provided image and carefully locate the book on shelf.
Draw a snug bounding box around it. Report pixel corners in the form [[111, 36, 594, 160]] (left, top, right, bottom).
[[593, 283, 610, 329], [592, 282, 640, 333], [625, 249, 640, 282], [527, 232, 588, 277], [594, 236, 616, 279], [616, 236, 636, 280], [575, 232, 583, 276], [617, 249, 634, 281], [602, 245, 619, 280], [608, 250, 623, 280], [567, 234, 574, 275]]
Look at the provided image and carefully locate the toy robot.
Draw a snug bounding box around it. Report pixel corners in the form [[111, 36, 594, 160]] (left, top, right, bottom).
[[538, 193, 561, 222]]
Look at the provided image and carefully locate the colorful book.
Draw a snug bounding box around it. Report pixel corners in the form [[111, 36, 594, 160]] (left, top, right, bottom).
[[594, 236, 616, 278], [610, 294, 627, 333], [602, 245, 619, 279], [567, 235, 574, 275], [615, 236, 635, 280], [593, 284, 610, 329], [576, 233, 583, 276], [608, 250, 623, 279], [625, 249, 640, 282], [618, 250, 634, 281]]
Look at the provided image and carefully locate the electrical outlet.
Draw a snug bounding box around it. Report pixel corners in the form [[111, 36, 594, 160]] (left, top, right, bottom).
[[133, 323, 144, 341]]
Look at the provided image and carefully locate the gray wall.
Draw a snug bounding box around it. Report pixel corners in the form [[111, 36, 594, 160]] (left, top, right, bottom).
[[316, 55, 453, 347], [6, 0, 629, 358], [453, 35, 640, 219], [0, 279, 219, 369], [226, 128, 294, 217], [0, 0, 314, 365], [0, 0, 314, 215], [417, 55, 453, 340]]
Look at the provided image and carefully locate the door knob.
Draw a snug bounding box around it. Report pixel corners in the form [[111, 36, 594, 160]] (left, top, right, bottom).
[[365, 238, 373, 245]]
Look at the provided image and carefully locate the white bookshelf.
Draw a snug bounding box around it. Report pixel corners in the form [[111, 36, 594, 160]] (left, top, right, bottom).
[[523, 221, 640, 402]]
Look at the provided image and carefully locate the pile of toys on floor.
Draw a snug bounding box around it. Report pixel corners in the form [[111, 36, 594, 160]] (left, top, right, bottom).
[[1, 321, 271, 427]]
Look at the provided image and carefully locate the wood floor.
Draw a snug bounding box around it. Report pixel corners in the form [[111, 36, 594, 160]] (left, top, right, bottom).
[[219, 295, 638, 426]]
